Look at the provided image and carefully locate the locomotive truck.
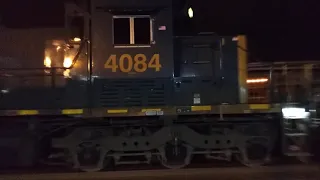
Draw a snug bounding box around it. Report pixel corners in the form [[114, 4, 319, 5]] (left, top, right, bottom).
[[0, 0, 315, 172]]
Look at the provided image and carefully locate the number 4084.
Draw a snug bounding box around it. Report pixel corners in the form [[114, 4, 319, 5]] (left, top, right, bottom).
[[104, 54, 162, 73]]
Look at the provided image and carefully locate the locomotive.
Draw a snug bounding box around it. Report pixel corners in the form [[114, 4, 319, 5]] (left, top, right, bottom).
[[0, 0, 315, 172]]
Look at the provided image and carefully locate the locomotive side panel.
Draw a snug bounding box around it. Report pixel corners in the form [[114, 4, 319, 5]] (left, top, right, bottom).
[[177, 34, 220, 77], [173, 36, 243, 105], [91, 0, 174, 79]]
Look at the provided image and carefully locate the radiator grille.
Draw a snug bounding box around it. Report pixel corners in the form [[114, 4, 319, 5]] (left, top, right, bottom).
[[95, 79, 170, 107]]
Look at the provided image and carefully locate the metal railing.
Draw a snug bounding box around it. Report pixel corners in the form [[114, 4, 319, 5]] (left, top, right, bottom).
[[247, 61, 320, 104], [0, 67, 68, 89]]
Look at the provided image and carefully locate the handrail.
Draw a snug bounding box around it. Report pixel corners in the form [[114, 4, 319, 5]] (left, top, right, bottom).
[[248, 60, 320, 67], [248, 66, 320, 71], [0, 67, 67, 71], [248, 61, 320, 71]]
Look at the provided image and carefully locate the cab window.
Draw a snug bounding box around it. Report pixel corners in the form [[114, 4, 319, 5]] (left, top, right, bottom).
[[113, 15, 153, 47]]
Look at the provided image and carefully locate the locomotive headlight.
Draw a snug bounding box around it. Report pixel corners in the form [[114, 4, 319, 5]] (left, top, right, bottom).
[[282, 107, 310, 119], [63, 57, 73, 68]]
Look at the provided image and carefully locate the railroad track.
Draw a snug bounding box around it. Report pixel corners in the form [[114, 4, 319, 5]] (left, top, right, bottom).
[[0, 165, 318, 180], [0, 156, 317, 177]]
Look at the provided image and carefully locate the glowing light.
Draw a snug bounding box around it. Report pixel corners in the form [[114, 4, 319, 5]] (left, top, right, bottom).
[[63, 69, 71, 78], [1, 89, 9, 93], [73, 37, 81, 42], [246, 78, 268, 84], [282, 107, 310, 119], [56, 46, 61, 51], [63, 57, 73, 68], [188, 7, 193, 18], [44, 56, 51, 67]]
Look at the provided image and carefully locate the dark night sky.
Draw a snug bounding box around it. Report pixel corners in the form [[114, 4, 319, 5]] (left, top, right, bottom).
[[1, 0, 319, 62]]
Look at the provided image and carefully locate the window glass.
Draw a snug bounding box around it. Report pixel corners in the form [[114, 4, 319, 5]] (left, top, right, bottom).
[[113, 16, 152, 46], [113, 18, 130, 45], [134, 17, 151, 44]]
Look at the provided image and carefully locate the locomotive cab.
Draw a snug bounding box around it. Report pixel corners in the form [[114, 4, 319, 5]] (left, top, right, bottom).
[[82, 0, 175, 108], [90, 0, 174, 79]]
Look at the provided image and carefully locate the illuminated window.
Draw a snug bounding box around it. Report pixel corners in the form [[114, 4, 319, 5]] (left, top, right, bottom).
[[113, 15, 153, 47]]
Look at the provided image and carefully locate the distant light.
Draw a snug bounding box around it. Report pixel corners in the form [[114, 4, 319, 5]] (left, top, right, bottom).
[[188, 7, 194, 18], [1, 89, 9, 94], [246, 78, 268, 84], [63, 57, 73, 68], [73, 37, 81, 42]]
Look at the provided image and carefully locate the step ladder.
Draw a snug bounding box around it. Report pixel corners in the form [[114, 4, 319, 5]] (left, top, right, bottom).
[[282, 119, 312, 157]]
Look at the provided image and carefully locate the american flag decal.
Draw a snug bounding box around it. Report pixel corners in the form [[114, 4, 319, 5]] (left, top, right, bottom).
[[158, 26, 166, 30]]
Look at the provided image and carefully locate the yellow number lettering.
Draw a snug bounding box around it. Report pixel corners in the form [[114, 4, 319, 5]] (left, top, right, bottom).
[[148, 54, 162, 72], [104, 54, 118, 72], [134, 54, 148, 73], [119, 54, 133, 73], [104, 54, 162, 73]]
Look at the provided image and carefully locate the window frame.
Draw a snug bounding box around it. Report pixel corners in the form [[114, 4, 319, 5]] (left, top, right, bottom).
[[112, 15, 154, 48]]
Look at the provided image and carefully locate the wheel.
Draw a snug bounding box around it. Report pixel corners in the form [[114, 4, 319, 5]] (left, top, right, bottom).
[[74, 142, 107, 172], [236, 137, 272, 167], [157, 140, 193, 169]]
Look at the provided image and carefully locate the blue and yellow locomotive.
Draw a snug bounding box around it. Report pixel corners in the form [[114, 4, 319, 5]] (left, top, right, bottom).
[[0, 0, 314, 172]]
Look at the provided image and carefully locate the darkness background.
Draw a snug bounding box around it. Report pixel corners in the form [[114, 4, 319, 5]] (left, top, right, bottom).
[[0, 0, 319, 62]]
